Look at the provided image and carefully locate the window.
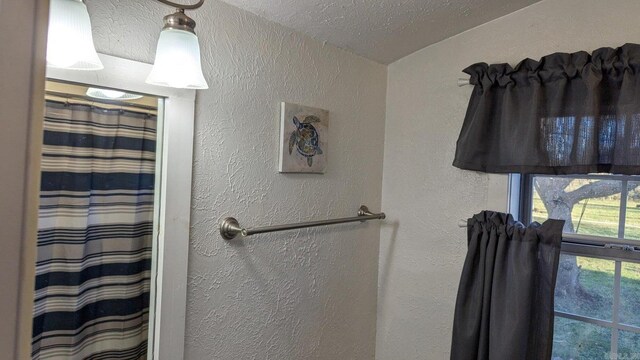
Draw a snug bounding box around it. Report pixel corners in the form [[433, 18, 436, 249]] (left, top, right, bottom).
[[519, 174, 640, 360]]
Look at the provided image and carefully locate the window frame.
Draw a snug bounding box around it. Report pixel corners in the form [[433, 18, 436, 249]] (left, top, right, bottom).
[[516, 173, 640, 357], [519, 174, 640, 262]]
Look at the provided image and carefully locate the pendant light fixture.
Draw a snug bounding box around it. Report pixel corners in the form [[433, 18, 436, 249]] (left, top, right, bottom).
[[46, 0, 103, 70], [45, 0, 208, 89], [146, 0, 209, 89]]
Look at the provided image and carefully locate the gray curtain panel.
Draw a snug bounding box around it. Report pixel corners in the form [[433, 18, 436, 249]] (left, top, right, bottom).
[[32, 101, 156, 359], [450, 211, 564, 360], [453, 43, 640, 175]]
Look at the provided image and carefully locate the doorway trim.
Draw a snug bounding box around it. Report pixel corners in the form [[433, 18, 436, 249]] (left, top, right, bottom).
[[46, 53, 195, 360]]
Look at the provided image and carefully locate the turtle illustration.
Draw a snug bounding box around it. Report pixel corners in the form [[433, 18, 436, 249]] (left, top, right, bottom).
[[288, 115, 323, 167]]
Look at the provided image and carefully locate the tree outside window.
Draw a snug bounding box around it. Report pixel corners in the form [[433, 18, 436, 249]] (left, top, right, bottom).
[[529, 176, 640, 360]]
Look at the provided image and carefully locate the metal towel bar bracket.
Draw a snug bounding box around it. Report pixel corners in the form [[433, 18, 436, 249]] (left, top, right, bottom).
[[220, 205, 386, 240]]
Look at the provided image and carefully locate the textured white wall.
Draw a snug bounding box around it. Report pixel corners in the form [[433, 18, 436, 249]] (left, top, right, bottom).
[[216, 0, 539, 64], [85, 1, 387, 359], [377, 0, 640, 358]]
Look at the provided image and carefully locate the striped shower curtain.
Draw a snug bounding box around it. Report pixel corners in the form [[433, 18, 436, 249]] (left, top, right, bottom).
[[32, 100, 157, 359]]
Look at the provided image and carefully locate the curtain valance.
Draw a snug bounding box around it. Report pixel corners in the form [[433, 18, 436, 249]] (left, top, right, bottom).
[[453, 43, 640, 175]]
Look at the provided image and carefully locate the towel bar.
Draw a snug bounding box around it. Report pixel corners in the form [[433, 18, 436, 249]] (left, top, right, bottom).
[[220, 205, 386, 240]]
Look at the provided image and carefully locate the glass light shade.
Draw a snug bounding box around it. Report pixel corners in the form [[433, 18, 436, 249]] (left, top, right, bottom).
[[86, 87, 143, 100], [146, 29, 208, 89], [46, 0, 103, 70]]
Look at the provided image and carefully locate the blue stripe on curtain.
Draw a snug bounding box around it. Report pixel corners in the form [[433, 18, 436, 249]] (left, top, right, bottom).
[[40, 172, 156, 191], [34, 259, 153, 290], [33, 295, 151, 334], [39, 191, 155, 199], [43, 131, 156, 152], [32, 101, 157, 360]]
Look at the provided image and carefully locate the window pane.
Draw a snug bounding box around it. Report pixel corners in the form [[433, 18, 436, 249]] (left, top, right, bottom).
[[552, 317, 611, 360], [555, 255, 614, 321], [625, 181, 640, 241], [532, 176, 621, 238], [620, 261, 640, 328], [618, 330, 640, 359]]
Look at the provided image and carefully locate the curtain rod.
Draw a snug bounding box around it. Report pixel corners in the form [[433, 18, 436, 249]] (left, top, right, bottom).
[[45, 91, 158, 115], [220, 205, 385, 240], [458, 78, 472, 87], [45, 91, 158, 111]]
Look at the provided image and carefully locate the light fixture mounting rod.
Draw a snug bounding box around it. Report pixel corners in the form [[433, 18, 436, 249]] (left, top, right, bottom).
[[163, 9, 197, 33], [155, 0, 204, 10]]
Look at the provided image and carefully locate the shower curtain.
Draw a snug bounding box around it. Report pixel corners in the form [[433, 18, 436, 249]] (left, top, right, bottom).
[[32, 101, 157, 359]]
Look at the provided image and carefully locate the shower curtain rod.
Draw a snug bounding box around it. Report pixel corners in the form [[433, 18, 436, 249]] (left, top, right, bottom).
[[45, 91, 159, 113], [220, 205, 386, 240]]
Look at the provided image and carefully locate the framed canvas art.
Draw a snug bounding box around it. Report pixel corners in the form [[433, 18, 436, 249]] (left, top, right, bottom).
[[278, 102, 328, 173]]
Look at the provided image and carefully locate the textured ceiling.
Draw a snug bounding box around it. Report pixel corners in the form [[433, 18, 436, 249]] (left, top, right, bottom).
[[217, 0, 541, 64]]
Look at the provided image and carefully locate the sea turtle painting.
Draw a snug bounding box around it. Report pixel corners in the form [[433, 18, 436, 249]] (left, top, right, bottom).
[[288, 115, 323, 167], [279, 102, 328, 173]]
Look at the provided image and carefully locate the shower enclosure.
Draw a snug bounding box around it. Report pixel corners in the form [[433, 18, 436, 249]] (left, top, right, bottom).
[[32, 80, 160, 359]]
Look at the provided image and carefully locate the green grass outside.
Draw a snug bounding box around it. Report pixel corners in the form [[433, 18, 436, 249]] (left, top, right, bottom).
[[530, 191, 640, 358], [554, 258, 640, 322], [552, 260, 640, 359], [532, 195, 640, 240]]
